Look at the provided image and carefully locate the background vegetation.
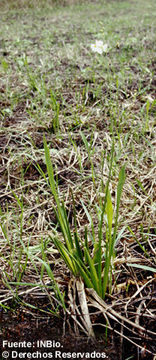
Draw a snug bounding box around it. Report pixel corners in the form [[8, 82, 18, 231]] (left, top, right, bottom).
[[0, 0, 156, 358]]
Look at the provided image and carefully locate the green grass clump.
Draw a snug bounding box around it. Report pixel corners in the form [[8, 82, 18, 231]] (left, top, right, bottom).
[[44, 136, 125, 299]]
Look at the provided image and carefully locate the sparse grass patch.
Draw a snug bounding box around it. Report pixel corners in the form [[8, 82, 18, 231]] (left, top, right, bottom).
[[0, 0, 156, 357]]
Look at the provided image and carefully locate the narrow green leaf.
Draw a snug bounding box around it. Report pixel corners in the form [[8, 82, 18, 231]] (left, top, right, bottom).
[[60, 201, 74, 249], [53, 206, 73, 252], [72, 257, 94, 289], [81, 200, 96, 243], [127, 263, 156, 273], [106, 189, 113, 235], [84, 248, 100, 295], [97, 141, 114, 281], [70, 189, 83, 259], [112, 165, 126, 248], [116, 165, 126, 214], [80, 131, 90, 152], [74, 232, 83, 261], [50, 236, 78, 275], [44, 136, 73, 251], [127, 226, 149, 257], [35, 256, 66, 310]]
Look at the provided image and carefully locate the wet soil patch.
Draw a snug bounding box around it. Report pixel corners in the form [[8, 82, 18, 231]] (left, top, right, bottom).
[[0, 305, 119, 360], [0, 289, 155, 360]]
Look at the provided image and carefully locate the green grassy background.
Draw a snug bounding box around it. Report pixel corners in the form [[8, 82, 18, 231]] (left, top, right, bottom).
[[0, 1, 155, 352]]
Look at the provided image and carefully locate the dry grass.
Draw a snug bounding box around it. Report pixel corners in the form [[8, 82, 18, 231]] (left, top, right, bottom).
[[0, 0, 156, 357]]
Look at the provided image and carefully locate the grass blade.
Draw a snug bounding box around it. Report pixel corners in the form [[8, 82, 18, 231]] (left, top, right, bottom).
[[84, 247, 101, 295]]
